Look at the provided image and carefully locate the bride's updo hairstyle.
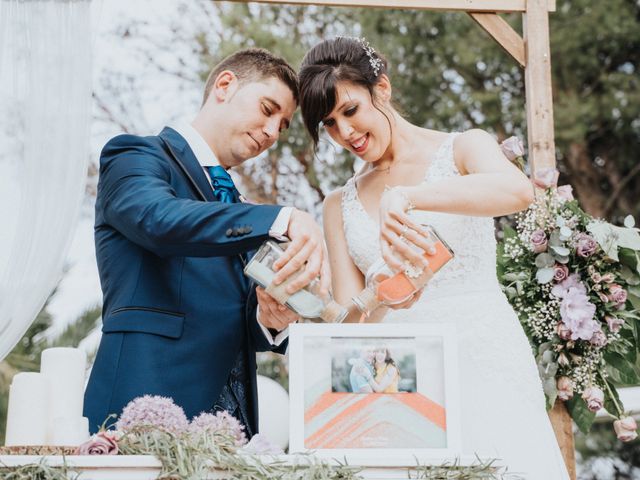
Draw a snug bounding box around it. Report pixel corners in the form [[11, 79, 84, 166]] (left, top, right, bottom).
[[299, 37, 389, 146]]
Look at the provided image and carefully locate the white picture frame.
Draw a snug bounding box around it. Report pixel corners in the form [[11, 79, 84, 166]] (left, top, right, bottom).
[[288, 322, 462, 466]]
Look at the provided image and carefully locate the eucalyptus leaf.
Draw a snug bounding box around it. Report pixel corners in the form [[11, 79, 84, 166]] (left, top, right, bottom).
[[536, 268, 555, 284], [555, 255, 570, 265], [551, 245, 571, 256], [556, 216, 566, 227], [549, 231, 563, 247], [535, 253, 555, 268], [624, 215, 636, 229], [559, 226, 573, 239], [587, 221, 620, 261]]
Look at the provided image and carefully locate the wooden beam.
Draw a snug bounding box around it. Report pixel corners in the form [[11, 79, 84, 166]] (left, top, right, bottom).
[[524, 0, 557, 175], [469, 13, 525, 67], [226, 0, 556, 13]]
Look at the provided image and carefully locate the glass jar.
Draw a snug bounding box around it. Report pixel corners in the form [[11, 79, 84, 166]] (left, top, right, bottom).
[[352, 224, 454, 318], [244, 240, 348, 323]]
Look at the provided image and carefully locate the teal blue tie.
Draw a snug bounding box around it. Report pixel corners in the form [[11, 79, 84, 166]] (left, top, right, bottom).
[[206, 166, 241, 203]]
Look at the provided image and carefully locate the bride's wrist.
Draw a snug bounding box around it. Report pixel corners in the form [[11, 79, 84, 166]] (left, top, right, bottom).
[[392, 186, 415, 212]]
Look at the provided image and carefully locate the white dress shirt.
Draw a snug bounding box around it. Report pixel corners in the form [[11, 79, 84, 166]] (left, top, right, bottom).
[[171, 122, 291, 346]]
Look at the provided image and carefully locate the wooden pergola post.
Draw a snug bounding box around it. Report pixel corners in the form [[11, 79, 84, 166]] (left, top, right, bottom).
[[229, 0, 573, 477]]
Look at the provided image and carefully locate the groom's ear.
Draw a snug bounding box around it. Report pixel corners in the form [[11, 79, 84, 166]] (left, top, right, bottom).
[[211, 70, 239, 104]]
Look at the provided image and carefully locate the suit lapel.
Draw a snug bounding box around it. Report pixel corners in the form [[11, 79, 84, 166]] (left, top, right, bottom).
[[159, 127, 215, 202], [159, 127, 248, 271]]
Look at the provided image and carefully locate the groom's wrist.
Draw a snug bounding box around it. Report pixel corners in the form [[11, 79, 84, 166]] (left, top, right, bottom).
[[269, 207, 294, 241]]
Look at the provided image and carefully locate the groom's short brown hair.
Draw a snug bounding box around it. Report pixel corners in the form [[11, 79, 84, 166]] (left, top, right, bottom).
[[202, 48, 299, 106]]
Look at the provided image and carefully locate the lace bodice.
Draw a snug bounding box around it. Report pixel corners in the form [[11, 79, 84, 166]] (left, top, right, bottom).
[[341, 132, 501, 298]]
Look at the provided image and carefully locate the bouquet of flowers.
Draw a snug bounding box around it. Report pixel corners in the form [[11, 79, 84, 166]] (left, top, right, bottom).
[[498, 139, 640, 442]]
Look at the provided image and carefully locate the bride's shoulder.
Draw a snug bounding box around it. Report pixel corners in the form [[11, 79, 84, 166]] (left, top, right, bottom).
[[452, 129, 501, 173], [323, 188, 344, 212]]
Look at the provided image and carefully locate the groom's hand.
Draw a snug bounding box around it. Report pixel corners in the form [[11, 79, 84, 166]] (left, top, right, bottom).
[[256, 286, 300, 331], [272, 209, 330, 296]]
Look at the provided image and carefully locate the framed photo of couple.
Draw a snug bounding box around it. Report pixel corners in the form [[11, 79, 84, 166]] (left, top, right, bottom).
[[288, 323, 462, 466]]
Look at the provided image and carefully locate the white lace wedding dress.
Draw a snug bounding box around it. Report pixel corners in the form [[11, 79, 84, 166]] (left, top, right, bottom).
[[341, 133, 570, 479]]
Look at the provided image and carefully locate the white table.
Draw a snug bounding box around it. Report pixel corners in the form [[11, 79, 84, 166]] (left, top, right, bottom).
[[0, 454, 495, 479]]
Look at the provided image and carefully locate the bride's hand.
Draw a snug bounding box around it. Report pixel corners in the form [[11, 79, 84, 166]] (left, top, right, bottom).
[[387, 289, 424, 310], [379, 187, 435, 273]]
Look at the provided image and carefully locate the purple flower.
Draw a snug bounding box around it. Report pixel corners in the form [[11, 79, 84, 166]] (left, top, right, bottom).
[[189, 411, 247, 446], [606, 316, 624, 333], [614, 416, 638, 442], [582, 386, 605, 413], [608, 284, 628, 306], [533, 168, 559, 189], [574, 233, 598, 258], [557, 185, 574, 201], [553, 264, 569, 283], [531, 229, 548, 253], [556, 377, 574, 401], [589, 329, 607, 347], [116, 395, 189, 434], [551, 274, 585, 299], [558, 285, 598, 341], [75, 431, 119, 455], [499, 136, 525, 161]]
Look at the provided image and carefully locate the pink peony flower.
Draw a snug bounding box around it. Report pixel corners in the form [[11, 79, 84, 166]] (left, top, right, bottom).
[[533, 168, 559, 189], [614, 416, 638, 442], [75, 431, 119, 455], [606, 316, 624, 333], [574, 233, 598, 258], [530, 229, 548, 253], [116, 395, 189, 434], [589, 329, 607, 347], [556, 377, 574, 401], [557, 185, 574, 201], [189, 411, 247, 446], [608, 284, 628, 306], [560, 287, 598, 341], [499, 136, 525, 161], [553, 264, 569, 282], [582, 386, 605, 412], [240, 433, 284, 455], [551, 274, 584, 298]]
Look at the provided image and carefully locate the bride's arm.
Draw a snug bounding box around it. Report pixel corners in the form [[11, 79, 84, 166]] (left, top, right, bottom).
[[378, 129, 534, 271], [402, 129, 533, 217], [323, 190, 389, 323]]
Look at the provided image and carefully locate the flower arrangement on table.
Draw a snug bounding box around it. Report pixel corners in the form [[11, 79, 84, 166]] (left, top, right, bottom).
[[498, 138, 640, 442], [14, 394, 502, 480]]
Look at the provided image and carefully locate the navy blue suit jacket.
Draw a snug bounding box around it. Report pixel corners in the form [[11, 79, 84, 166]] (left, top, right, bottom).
[[84, 127, 287, 434]]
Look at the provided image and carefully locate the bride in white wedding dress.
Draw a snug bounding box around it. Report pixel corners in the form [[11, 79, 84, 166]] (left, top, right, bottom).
[[298, 37, 570, 479]]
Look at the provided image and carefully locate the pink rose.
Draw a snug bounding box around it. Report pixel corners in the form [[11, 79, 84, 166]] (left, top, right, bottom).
[[75, 431, 119, 455], [589, 329, 607, 347], [556, 377, 574, 401], [614, 416, 638, 442], [598, 291, 610, 303], [601, 273, 615, 283], [533, 168, 559, 189], [556, 322, 572, 340], [606, 316, 624, 333], [582, 386, 605, 413], [558, 353, 570, 367], [590, 271, 602, 283], [608, 284, 628, 306], [574, 233, 598, 258], [499, 136, 525, 161], [553, 264, 569, 282], [557, 185, 574, 201], [531, 229, 548, 253]]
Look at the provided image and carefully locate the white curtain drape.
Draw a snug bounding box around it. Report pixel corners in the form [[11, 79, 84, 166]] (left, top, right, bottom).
[[0, 0, 92, 361]]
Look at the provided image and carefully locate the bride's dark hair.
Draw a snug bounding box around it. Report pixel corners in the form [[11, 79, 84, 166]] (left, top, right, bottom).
[[299, 37, 389, 146]]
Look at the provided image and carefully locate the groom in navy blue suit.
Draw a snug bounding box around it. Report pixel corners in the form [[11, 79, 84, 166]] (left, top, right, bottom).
[[84, 49, 329, 436]]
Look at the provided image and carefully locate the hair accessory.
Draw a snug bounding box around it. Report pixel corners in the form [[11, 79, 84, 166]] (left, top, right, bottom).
[[354, 37, 383, 77]]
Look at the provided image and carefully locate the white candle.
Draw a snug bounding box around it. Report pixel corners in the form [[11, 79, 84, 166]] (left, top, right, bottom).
[[5, 372, 48, 446], [40, 347, 87, 443], [50, 416, 89, 446]]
